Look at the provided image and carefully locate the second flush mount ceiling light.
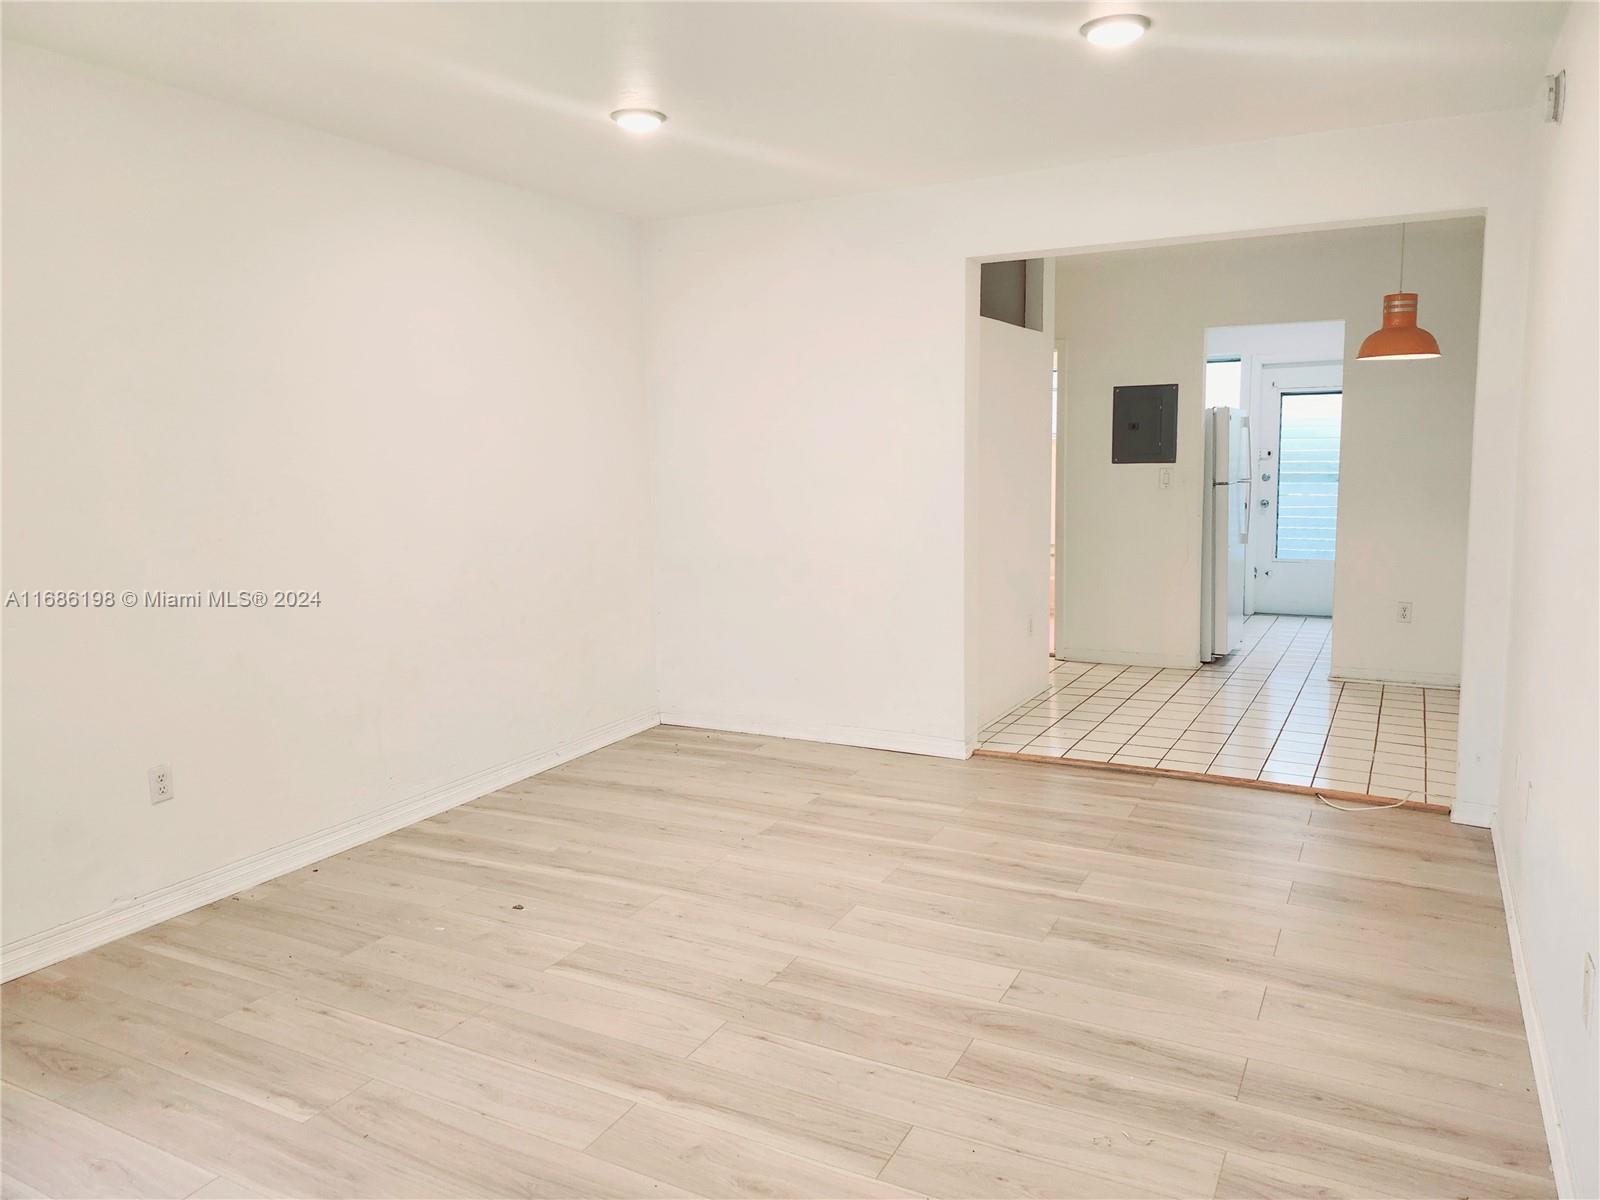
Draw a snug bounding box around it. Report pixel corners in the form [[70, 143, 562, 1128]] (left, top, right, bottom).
[[610, 108, 667, 134], [1079, 13, 1152, 47]]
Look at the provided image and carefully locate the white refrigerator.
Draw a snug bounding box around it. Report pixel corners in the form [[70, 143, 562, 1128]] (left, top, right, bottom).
[[1201, 407, 1250, 661]]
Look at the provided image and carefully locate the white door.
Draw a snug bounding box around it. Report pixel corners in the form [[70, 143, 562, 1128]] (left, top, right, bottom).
[[1248, 362, 1342, 616]]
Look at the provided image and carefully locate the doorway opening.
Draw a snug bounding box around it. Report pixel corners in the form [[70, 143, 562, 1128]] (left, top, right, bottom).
[[972, 218, 1486, 812], [1205, 319, 1344, 626]]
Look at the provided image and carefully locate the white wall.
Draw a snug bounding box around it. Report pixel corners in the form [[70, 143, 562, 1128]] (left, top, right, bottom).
[[1206, 320, 1346, 367], [1053, 221, 1484, 683], [1492, 5, 1600, 1195], [645, 107, 1534, 769], [1, 44, 657, 961], [647, 201, 973, 756], [971, 315, 1053, 730], [1053, 252, 1205, 667]]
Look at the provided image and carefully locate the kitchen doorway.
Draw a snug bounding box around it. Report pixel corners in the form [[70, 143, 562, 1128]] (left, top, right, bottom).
[[975, 219, 1484, 814]]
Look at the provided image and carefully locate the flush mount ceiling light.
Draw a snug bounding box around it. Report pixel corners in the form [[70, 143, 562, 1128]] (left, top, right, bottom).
[[1357, 224, 1442, 361], [1079, 13, 1151, 47], [610, 108, 667, 134]]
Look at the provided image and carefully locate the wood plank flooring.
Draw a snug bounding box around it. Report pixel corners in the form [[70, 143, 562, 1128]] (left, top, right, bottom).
[[0, 727, 1553, 1199]]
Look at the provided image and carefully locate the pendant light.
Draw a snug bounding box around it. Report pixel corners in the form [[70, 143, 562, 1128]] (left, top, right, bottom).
[[1357, 224, 1441, 361]]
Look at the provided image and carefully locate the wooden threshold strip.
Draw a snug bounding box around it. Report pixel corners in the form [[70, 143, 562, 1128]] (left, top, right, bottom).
[[971, 748, 1452, 815]]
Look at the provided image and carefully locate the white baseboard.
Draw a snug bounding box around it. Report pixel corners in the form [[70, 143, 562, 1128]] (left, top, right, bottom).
[[1330, 665, 1462, 687], [1449, 801, 1495, 829], [0, 708, 659, 983], [658, 711, 968, 760], [1491, 820, 1572, 1198], [1053, 647, 1199, 670]]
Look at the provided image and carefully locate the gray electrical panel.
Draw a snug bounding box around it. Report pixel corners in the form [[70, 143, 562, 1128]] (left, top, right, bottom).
[[1111, 384, 1178, 463]]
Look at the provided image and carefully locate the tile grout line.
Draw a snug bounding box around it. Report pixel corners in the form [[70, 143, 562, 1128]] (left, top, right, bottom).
[[1111, 613, 1295, 768], [991, 660, 1110, 741], [1144, 616, 1292, 773], [1092, 613, 1287, 767], [1366, 684, 1385, 797], [1201, 617, 1308, 772], [1013, 664, 1141, 754], [1253, 619, 1335, 787], [1067, 613, 1277, 770], [1101, 666, 1216, 763], [1237, 618, 1323, 776], [1310, 681, 1346, 790], [1034, 660, 1102, 708], [1427, 691, 1440, 803], [1078, 667, 1197, 761], [979, 660, 1095, 739], [1199, 617, 1311, 775], [1075, 614, 1286, 755]]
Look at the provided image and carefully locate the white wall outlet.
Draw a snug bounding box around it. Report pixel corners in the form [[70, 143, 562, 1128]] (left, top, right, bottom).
[[1397, 601, 1413, 623], [148, 764, 174, 804], [1584, 953, 1595, 1030], [1158, 468, 1172, 490]]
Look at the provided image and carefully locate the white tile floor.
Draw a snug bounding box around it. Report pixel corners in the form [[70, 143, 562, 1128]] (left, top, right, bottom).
[[978, 614, 1459, 807]]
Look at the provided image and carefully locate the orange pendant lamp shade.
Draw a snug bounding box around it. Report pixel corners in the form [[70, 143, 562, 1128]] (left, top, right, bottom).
[[1357, 292, 1441, 361], [1359, 224, 1441, 361]]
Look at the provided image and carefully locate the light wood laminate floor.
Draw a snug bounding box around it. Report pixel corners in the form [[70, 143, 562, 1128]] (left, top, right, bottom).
[[1, 727, 1552, 1199]]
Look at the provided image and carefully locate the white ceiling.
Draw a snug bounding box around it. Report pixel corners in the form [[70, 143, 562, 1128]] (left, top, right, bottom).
[[2, 2, 1563, 219]]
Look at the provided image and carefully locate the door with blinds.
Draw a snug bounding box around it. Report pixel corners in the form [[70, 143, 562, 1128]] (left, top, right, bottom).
[[1247, 362, 1342, 616]]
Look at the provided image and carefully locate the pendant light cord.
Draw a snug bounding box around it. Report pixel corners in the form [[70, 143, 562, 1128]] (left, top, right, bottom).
[[1398, 223, 1407, 292]]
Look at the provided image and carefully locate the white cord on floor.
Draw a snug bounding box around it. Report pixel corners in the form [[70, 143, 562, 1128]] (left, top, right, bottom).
[[1315, 791, 1407, 812]]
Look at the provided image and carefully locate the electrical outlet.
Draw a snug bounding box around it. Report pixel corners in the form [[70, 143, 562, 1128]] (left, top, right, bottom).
[[1159, 468, 1173, 490], [148, 764, 174, 805], [1584, 953, 1595, 1030], [1397, 601, 1413, 624]]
